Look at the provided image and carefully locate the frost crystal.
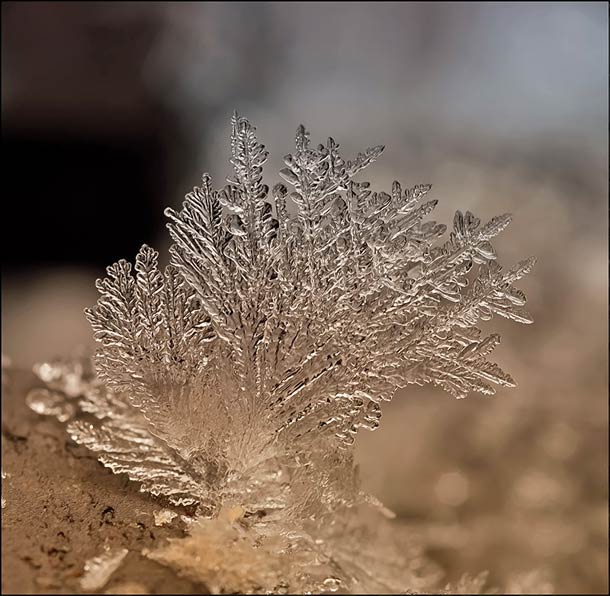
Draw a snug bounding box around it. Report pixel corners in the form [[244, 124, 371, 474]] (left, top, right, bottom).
[[28, 113, 534, 593], [80, 547, 128, 592], [1, 469, 9, 510], [153, 509, 178, 526]]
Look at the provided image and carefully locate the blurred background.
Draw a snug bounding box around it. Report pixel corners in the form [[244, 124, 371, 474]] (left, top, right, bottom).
[[1, 2, 607, 593]]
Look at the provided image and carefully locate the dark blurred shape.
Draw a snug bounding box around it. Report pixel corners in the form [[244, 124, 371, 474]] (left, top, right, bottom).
[[0, 2, 283, 271], [1, 2, 182, 270], [3, 130, 165, 269]]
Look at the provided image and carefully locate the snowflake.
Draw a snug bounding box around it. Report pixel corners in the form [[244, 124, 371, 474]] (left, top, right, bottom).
[[27, 113, 535, 593]]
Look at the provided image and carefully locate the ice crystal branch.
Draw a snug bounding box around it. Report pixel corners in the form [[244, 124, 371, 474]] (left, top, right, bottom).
[[75, 113, 535, 519]]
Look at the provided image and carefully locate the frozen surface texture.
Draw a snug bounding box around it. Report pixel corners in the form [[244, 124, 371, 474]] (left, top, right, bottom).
[[23, 114, 536, 593]]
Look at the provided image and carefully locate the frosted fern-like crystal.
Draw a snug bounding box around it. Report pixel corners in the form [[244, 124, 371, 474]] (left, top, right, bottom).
[[81, 113, 533, 511], [28, 113, 535, 592]]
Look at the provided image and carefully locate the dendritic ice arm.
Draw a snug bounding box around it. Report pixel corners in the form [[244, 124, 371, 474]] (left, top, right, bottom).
[[84, 247, 217, 452], [24, 357, 208, 508], [68, 387, 205, 508]]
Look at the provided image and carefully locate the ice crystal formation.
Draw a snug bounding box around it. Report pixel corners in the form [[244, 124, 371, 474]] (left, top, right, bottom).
[[27, 114, 535, 593], [79, 548, 129, 592]]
